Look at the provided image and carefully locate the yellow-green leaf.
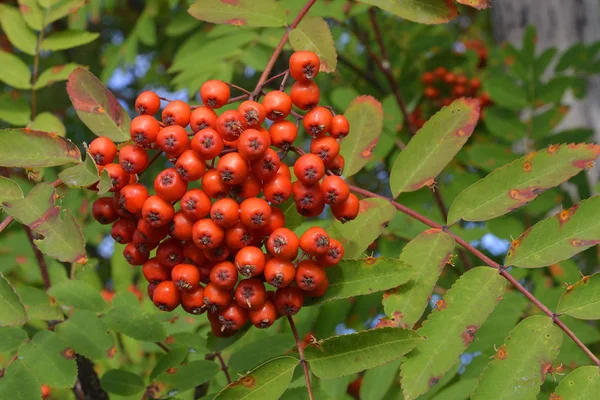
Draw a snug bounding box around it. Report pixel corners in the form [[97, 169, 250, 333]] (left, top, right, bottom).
[[42, 30, 99, 51], [0, 176, 24, 204], [0, 273, 28, 327], [356, 0, 458, 25], [0, 5, 37, 55], [30, 112, 66, 137], [0, 128, 81, 168], [48, 280, 106, 312], [289, 16, 337, 72], [188, 0, 286, 27], [0, 50, 31, 89], [34, 63, 81, 89], [59, 152, 100, 188], [551, 366, 600, 399], [557, 273, 600, 320]]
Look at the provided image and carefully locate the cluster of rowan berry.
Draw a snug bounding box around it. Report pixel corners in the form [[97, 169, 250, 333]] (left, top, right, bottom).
[[90, 51, 355, 336]]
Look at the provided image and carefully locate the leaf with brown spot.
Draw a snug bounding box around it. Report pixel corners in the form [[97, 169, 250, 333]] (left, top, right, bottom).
[[188, 0, 286, 27], [35, 63, 81, 89], [289, 16, 337, 72], [66, 67, 131, 142], [551, 366, 600, 399], [471, 316, 562, 400], [505, 196, 600, 268], [100, 369, 145, 396], [0, 128, 81, 168], [448, 143, 600, 224], [0, 176, 24, 205], [356, 0, 458, 24], [54, 310, 116, 361], [390, 98, 480, 197], [456, 0, 491, 10], [3, 183, 86, 263], [557, 273, 600, 320]]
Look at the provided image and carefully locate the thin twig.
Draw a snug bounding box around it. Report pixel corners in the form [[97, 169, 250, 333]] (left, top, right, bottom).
[[0, 216, 14, 234], [337, 54, 385, 93], [155, 342, 169, 352], [226, 94, 250, 104], [288, 316, 315, 400], [368, 8, 389, 61], [259, 69, 289, 91], [279, 70, 290, 91], [215, 352, 232, 384], [227, 82, 252, 96], [24, 226, 51, 290], [347, 184, 600, 367]]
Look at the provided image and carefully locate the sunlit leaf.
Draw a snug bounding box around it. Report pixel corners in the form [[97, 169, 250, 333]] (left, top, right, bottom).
[[16, 285, 63, 321], [551, 366, 600, 399], [0, 5, 37, 55], [356, 0, 458, 24], [188, 0, 286, 27], [0, 273, 28, 327], [18, 0, 44, 30], [42, 30, 99, 51], [48, 279, 106, 312], [0, 50, 31, 89], [557, 273, 600, 320], [34, 63, 81, 89], [0, 128, 80, 168], [289, 16, 337, 72], [30, 112, 66, 137]]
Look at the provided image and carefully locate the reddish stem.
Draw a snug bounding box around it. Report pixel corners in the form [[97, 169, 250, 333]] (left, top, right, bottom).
[[288, 316, 315, 400], [24, 226, 51, 290], [215, 352, 232, 384]]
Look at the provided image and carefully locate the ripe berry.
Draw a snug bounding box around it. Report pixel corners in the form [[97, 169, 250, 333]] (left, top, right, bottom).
[[332, 193, 359, 222], [92, 197, 119, 224], [293, 181, 324, 212], [295, 260, 327, 291], [217, 110, 247, 141], [262, 91, 292, 121], [190, 106, 218, 133], [192, 218, 224, 249], [156, 238, 184, 268], [157, 125, 190, 157], [135, 91, 161, 115], [153, 281, 181, 311], [269, 120, 298, 148], [434, 66, 447, 79], [181, 286, 206, 315], [263, 175, 292, 204], [130, 115, 161, 147], [326, 153, 345, 176], [119, 145, 148, 174], [111, 218, 136, 244], [303, 106, 332, 137], [291, 80, 320, 110], [259, 206, 286, 236], [234, 246, 266, 277], [217, 303, 249, 332], [274, 286, 304, 316], [421, 72, 435, 85], [203, 282, 233, 313], [235, 278, 266, 310], [137, 218, 169, 242], [443, 72, 456, 84], [224, 222, 255, 249], [210, 198, 240, 228], [310, 136, 340, 163], [266, 228, 299, 261], [217, 152, 249, 185], [183, 240, 206, 265], [238, 100, 267, 127], [201, 169, 229, 199], [162, 100, 191, 127], [142, 258, 171, 284], [113, 191, 135, 218], [470, 77, 482, 91], [250, 148, 281, 181], [290, 50, 320, 81], [142, 195, 175, 227], [294, 153, 325, 184], [89, 137, 117, 165], [317, 238, 344, 267], [200, 80, 230, 109], [181, 189, 211, 221], [169, 211, 194, 241], [307, 276, 329, 297], [237, 128, 270, 160], [452, 85, 466, 98], [424, 86, 440, 99], [330, 115, 350, 139], [191, 127, 224, 160], [172, 263, 200, 291], [173, 151, 205, 181], [264, 258, 295, 288], [455, 74, 468, 86], [235, 174, 262, 199], [123, 242, 150, 265], [239, 198, 271, 230], [209, 261, 238, 290], [320, 175, 349, 205], [249, 300, 277, 328], [300, 227, 330, 256], [154, 168, 188, 202], [104, 163, 129, 192], [119, 183, 149, 214]]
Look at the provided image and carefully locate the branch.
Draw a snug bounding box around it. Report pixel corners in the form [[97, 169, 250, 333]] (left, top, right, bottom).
[[155, 342, 169, 352], [24, 226, 51, 290], [288, 316, 315, 400], [337, 54, 386, 93], [0, 216, 14, 234], [215, 352, 232, 384], [347, 184, 600, 367]]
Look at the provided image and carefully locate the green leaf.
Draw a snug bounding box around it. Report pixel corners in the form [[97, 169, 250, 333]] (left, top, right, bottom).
[[0, 273, 28, 327], [55, 310, 117, 360], [305, 328, 420, 379], [330, 198, 396, 258], [538, 76, 573, 103], [45, 0, 87, 26], [0, 128, 81, 168], [16, 285, 63, 321], [390, 98, 480, 196], [214, 357, 298, 400], [0, 5, 37, 55], [30, 112, 66, 137], [59, 152, 100, 188], [356, 0, 458, 24], [307, 257, 412, 306], [277, 198, 304, 231], [0, 362, 42, 400], [48, 279, 106, 312], [18, 330, 77, 388], [167, 332, 208, 353], [470, 316, 563, 400], [150, 347, 188, 380], [483, 76, 528, 110], [154, 360, 220, 394], [557, 273, 600, 320], [18, 0, 44, 30], [400, 267, 505, 400], [505, 196, 600, 268], [0, 50, 31, 89], [100, 370, 145, 396], [382, 228, 455, 328], [289, 16, 337, 72], [465, 142, 518, 173], [188, 0, 286, 27], [360, 358, 402, 400], [0, 177, 24, 204], [483, 106, 527, 142], [0, 92, 31, 126], [66, 67, 131, 142], [34, 63, 81, 89], [0, 327, 28, 352], [455, 0, 490, 10], [339, 96, 384, 177], [228, 334, 295, 373], [41, 30, 99, 51], [3, 183, 87, 263], [447, 143, 600, 224], [103, 305, 166, 342], [551, 366, 600, 399]]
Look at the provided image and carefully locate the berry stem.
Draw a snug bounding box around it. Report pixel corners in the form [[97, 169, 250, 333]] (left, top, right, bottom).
[[347, 184, 600, 368], [279, 70, 290, 91], [0, 216, 14, 235], [227, 82, 252, 96], [214, 352, 232, 384], [226, 94, 250, 104], [288, 315, 315, 400]]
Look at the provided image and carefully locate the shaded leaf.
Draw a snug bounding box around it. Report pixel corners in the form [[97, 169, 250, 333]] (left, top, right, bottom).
[[167, 331, 208, 353], [307, 257, 412, 306], [214, 357, 298, 400], [0, 362, 41, 400], [42, 30, 99, 51], [506, 196, 600, 268], [154, 360, 219, 394], [31, 112, 66, 137], [59, 152, 100, 188], [390, 99, 479, 196], [34, 63, 81, 89], [55, 310, 116, 361], [289, 16, 337, 72], [16, 285, 63, 321], [456, 0, 490, 9], [103, 305, 166, 342], [3, 183, 87, 263], [100, 369, 145, 396], [0, 50, 31, 89], [66, 67, 131, 142], [483, 76, 528, 110], [557, 273, 600, 320], [48, 279, 106, 312], [551, 366, 600, 399], [0, 177, 24, 204], [150, 347, 188, 381], [382, 229, 455, 328], [470, 316, 563, 400], [447, 143, 600, 224], [0, 5, 37, 55], [360, 358, 402, 400], [482, 106, 527, 142], [356, 0, 458, 24], [18, 330, 78, 388], [0, 128, 81, 168], [339, 96, 384, 177], [0, 327, 28, 352], [188, 0, 286, 27], [0, 273, 27, 327], [228, 334, 295, 373], [305, 328, 420, 379], [277, 198, 304, 232], [400, 267, 505, 400]]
